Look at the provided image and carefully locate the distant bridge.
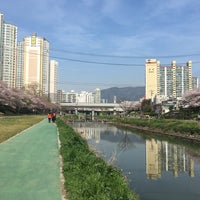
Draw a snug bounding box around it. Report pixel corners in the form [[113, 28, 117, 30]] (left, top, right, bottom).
[[60, 102, 123, 113]]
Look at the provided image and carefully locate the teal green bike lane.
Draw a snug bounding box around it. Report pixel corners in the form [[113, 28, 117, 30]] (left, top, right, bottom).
[[0, 119, 63, 200]]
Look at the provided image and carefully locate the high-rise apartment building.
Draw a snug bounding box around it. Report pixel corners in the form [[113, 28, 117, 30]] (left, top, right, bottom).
[[17, 34, 59, 98], [0, 14, 17, 87], [16, 41, 24, 89], [49, 60, 58, 103], [66, 90, 78, 103], [0, 13, 3, 80], [93, 88, 101, 103], [78, 91, 94, 103], [145, 59, 160, 99], [22, 33, 50, 95], [57, 90, 63, 104], [1, 13, 58, 100], [146, 59, 196, 99], [192, 77, 198, 90]]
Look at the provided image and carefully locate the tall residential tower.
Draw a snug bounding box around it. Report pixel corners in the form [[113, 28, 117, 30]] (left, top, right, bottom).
[[16, 41, 24, 89], [145, 59, 160, 100], [0, 13, 17, 87], [0, 13, 3, 80], [1, 13, 58, 102], [17, 33, 58, 100], [145, 59, 196, 100], [23, 33, 50, 95], [49, 60, 58, 103]]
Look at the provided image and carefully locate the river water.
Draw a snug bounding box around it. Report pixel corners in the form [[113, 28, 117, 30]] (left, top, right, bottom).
[[70, 122, 200, 200]]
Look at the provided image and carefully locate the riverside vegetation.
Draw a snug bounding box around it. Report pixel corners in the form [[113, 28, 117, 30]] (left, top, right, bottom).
[[57, 118, 139, 200], [99, 115, 200, 142]]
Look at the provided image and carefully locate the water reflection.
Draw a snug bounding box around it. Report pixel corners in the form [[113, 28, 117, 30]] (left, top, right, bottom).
[[71, 122, 200, 200], [72, 122, 138, 163], [146, 139, 194, 179]]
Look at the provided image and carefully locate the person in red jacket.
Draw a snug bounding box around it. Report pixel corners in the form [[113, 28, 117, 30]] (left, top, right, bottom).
[[52, 112, 56, 123], [47, 112, 52, 123]]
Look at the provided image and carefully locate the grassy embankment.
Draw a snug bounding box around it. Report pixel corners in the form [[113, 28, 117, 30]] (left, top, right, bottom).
[[99, 115, 200, 140], [0, 115, 45, 143], [57, 118, 139, 200]]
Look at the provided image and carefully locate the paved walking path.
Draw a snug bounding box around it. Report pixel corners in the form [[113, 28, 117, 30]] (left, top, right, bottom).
[[0, 119, 62, 200]]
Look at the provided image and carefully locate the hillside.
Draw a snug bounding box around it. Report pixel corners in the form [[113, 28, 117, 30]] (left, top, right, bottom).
[[101, 86, 145, 103]]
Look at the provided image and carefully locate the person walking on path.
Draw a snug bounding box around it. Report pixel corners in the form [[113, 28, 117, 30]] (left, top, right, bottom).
[[52, 112, 56, 123], [0, 119, 63, 200], [48, 112, 52, 123]]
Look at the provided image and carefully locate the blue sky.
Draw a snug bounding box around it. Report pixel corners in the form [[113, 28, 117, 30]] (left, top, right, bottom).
[[1, 0, 200, 92]]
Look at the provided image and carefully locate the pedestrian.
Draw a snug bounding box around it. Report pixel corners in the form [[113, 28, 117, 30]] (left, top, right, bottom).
[[48, 112, 52, 123], [52, 112, 56, 123]]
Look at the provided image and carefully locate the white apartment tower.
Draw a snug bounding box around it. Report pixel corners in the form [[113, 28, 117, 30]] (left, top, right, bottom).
[[78, 91, 94, 103], [23, 33, 50, 96], [94, 88, 101, 103], [0, 14, 17, 87], [66, 90, 78, 103], [0, 13, 3, 80], [16, 41, 24, 89], [146, 59, 195, 99], [49, 60, 58, 103]]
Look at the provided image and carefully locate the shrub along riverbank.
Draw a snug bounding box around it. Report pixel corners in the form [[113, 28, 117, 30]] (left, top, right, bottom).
[[100, 116, 200, 142], [57, 118, 139, 200]]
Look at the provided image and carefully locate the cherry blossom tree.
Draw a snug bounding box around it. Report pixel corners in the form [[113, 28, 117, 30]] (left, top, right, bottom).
[[120, 101, 141, 116], [181, 87, 200, 108], [0, 81, 58, 114]]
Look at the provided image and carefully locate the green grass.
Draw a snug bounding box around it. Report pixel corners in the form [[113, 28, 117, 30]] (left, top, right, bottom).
[[102, 116, 200, 135], [57, 118, 139, 200], [0, 115, 45, 143]]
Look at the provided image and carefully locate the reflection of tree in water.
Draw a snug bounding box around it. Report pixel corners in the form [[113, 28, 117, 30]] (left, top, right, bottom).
[[108, 131, 136, 165], [186, 147, 200, 164], [118, 131, 136, 152], [107, 149, 118, 165]]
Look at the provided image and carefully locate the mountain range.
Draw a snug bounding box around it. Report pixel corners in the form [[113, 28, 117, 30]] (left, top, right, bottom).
[[101, 86, 145, 103]]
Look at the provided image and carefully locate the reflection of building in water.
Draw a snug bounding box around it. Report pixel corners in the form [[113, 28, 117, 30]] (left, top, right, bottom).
[[82, 128, 101, 143], [73, 122, 119, 143], [146, 139, 194, 179], [73, 123, 105, 143], [146, 139, 161, 179]]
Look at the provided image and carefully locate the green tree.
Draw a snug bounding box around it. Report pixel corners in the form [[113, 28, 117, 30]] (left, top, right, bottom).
[[141, 99, 152, 114]]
